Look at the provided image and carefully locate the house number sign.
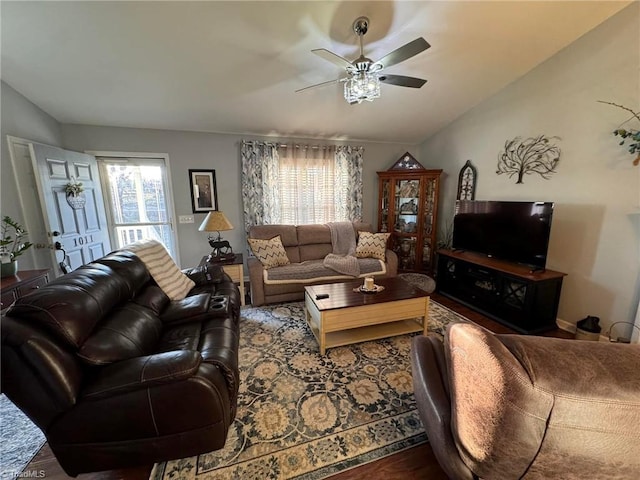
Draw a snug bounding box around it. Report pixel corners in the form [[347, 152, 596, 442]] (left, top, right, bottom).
[[73, 234, 94, 247]]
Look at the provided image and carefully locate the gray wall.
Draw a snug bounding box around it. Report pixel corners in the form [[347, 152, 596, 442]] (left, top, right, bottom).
[[1, 82, 64, 269], [60, 125, 419, 268], [419, 3, 640, 335]]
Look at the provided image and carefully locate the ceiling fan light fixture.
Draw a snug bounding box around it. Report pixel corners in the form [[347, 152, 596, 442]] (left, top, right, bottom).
[[344, 71, 380, 104]]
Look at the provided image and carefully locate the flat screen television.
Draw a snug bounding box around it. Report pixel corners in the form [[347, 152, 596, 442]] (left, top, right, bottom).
[[452, 200, 554, 269]]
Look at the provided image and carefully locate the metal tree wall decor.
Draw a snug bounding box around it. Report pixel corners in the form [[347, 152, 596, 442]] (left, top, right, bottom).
[[496, 135, 561, 184]]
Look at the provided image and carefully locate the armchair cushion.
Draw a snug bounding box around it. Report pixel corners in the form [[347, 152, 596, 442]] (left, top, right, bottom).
[[412, 322, 640, 480]]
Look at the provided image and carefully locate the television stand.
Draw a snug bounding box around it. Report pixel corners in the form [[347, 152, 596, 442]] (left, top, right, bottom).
[[436, 249, 567, 334]]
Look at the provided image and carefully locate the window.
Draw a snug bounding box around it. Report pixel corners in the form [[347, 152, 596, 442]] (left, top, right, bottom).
[[240, 142, 363, 231], [97, 156, 178, 259], [278, 146, 347, 225]]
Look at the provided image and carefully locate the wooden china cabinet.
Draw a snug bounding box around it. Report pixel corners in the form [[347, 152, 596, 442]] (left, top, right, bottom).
[[377, 153, 441, 273]]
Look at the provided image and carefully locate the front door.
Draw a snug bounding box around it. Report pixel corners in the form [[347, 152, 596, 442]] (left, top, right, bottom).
[[30, 143, 111, 274]]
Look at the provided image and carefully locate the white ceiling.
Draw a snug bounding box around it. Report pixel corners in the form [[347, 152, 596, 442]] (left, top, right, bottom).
[[1, 1, 630, 144]]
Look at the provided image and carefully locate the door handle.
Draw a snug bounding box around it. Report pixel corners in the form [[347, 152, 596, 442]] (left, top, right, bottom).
[[49, 231, 60, 237]]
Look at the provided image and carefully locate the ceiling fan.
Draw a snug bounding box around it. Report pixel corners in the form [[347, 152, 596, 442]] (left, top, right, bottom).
[[296, 16, 430, 104]]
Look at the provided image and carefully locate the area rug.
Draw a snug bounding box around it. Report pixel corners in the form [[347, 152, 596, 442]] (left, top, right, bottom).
[[150, 300, 467, 480], [0, 394, 46, 480]]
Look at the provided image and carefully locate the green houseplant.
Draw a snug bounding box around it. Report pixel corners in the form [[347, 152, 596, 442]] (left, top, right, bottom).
[[64, 178, 84, 196], [598, 100, 640, 166], [1, 216, 33, 277]]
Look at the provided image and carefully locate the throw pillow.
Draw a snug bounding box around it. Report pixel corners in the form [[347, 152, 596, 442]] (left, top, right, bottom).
[[248, 235, 290, 268], [355, 232, 390, 260]]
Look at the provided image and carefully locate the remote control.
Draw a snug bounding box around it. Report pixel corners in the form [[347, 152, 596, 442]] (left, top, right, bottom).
[[315, 294, 329, 299]]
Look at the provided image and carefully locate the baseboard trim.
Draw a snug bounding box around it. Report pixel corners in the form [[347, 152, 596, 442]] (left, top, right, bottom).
[[556, 317, 575, 333], [556, 317, 609, 342]]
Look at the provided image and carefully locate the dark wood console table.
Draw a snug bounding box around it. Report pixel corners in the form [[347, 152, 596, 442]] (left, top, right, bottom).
[[1, 269, 50, 312], [436, 249, 566, 334]]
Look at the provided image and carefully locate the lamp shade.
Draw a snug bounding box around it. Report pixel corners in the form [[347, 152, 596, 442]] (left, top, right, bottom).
[[198, 211, 234, 232]]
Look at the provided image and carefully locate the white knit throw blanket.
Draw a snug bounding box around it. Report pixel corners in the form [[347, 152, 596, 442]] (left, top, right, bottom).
[[323, 222, 360, 277], [125, 239, 195, 300]]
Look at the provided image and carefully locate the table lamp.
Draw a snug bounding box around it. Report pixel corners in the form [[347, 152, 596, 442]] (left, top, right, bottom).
[[198, 211, 235, 262]]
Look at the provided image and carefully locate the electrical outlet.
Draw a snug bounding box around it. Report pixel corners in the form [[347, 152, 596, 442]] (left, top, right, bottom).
[[179, 215, 194, 224]]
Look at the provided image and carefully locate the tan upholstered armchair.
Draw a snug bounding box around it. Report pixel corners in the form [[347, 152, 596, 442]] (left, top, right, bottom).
[[411, 322, 640, 479]]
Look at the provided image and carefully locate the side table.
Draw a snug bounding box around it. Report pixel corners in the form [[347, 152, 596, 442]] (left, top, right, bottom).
[[1, 269, 50, 312], [200, 254, 245, 306]]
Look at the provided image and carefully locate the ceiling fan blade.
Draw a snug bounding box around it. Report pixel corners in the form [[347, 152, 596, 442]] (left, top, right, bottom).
[[312, 48, 353, 69], [295, 78, 340, 93], [379, 74, 427, 88], [374, 38, 430, 69]]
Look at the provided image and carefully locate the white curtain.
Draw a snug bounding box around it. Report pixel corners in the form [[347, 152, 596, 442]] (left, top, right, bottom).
[[279, 145, 338, 225]]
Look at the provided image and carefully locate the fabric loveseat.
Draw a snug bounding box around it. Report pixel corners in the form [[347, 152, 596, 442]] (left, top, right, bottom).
[[411, 322, 640, 479], [1, 244, 241, 476], [248, 222, 398, 306]]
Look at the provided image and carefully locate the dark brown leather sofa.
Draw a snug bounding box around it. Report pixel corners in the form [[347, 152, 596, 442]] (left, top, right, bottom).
[[411, 322, 640, 479], [1, 250, 241, 476]]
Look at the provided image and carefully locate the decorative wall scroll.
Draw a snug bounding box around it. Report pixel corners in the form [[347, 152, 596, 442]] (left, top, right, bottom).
[[496, 135, 561, 184], [456, 160, 477, 200]]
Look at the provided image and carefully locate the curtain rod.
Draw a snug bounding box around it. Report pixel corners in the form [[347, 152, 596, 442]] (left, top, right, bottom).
[[242, 140, 363, 150], [242, 140, 324, 149]]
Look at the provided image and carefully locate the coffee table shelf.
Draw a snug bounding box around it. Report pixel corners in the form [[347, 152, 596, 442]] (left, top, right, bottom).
[[304, 278, 430, 354]]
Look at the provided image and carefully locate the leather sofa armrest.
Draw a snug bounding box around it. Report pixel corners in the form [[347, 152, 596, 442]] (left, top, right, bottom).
[[411, 335, 475, 480], [83, 351, 202, 400], [248, 256, 266, 306]]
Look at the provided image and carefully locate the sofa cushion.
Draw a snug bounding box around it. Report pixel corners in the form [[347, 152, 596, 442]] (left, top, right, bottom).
[[93, 250, 151, 293], [78, 303, 163, 365], [263, 258, 386, 284], [355, 232, 390, 260], [125, 239, 195, 300], [133, 285, 170, 315], [297, 224, 331, 245], [248, 235, 291, 268], [6, 265, 136, 349]]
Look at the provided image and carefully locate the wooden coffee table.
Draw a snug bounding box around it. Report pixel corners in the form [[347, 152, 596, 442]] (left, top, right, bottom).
[[304, 277, 430, 354]]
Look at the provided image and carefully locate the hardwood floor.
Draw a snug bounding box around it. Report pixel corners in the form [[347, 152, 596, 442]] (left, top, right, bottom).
[[23, 292, 573, 479]]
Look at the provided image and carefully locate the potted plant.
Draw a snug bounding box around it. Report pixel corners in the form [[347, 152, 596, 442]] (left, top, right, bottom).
[[1, 216, 33, 277], [598, 100, 640, 166]]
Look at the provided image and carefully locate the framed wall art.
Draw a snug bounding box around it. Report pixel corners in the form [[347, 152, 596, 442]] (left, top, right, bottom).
[[189, 169, 218, 213]]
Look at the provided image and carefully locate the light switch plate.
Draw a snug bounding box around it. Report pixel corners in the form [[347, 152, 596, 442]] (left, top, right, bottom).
[[179, 215, 194, 224]]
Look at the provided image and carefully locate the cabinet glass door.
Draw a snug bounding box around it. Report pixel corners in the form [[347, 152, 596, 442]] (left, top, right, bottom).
[[379, 179, 390, 233], [394, 179, 419, 270], [421, 178, 437, 270]]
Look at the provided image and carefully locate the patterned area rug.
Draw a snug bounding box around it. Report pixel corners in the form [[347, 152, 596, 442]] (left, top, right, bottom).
[[0, 394, 46, 480], [150, 300, 467, 480]]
